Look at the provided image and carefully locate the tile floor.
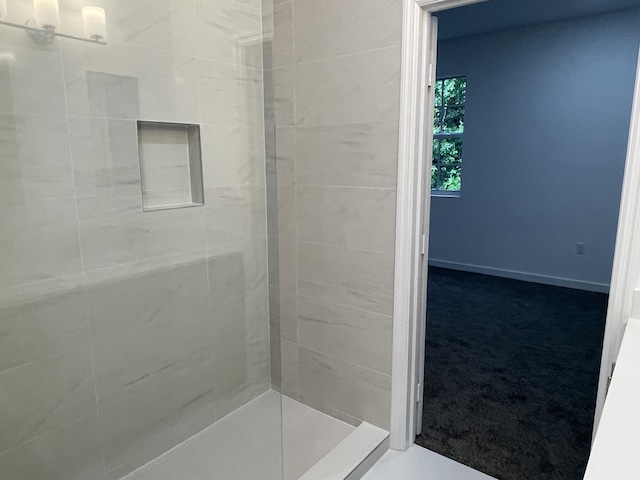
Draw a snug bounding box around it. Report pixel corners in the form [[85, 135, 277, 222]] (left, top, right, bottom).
[[363, 445, 497, 480], [121, 390, 354, 480]]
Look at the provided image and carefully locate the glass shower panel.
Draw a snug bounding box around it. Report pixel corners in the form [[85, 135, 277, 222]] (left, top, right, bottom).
[[0, 0, 283, 479]]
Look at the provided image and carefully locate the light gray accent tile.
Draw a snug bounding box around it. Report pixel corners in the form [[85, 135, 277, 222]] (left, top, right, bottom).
[[274, 66, 295, 126], [297, 242, 394, 316], [196, 0, 263, 69], [68, 117, 141, 197], [201, 125, 266, 188], [297, 296, 392, 375], [0, 199, 82, 288], [0, 114, 75, 203], [0, 415, 106, 480], [205, 185, 267, 247], [107, 0, 197, 56], [298, 347, 391, 429], [0, 275, 89, 373], [273, 1, 294, 68], [85, 257, 210, 341], [77, 193, 206, 270], [62, 40, 199, 123], [100, 362, 216, 476], [0, 347, 97, 452], [293, 0, 402, 63], [296, 122, 399, 188], [297, 186, 396, 253], [0, 29, 66, 116], [198, 59, 264, 127], [295, 46, 401, 126]]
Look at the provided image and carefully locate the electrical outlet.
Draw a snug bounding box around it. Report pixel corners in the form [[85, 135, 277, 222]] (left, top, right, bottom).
[[577, 242, 586, 255]]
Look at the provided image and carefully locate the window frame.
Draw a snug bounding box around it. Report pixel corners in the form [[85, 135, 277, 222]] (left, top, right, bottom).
[[431, 75, 466, 196]]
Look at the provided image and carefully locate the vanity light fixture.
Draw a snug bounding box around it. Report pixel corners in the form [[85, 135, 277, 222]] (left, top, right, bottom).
[[0, 0, 107, 45]]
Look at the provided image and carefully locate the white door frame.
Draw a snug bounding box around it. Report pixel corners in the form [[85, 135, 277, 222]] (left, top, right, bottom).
[[390, 0, 640, 451]]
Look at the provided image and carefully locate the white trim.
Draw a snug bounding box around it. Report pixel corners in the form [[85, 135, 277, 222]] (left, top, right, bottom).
[[594, 47, 640, 435], [390, 0, 487, 451], [428, 259, 610, 293]]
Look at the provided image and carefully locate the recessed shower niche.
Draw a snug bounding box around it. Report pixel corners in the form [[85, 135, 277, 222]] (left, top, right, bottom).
[[137, 121, 204, 211]]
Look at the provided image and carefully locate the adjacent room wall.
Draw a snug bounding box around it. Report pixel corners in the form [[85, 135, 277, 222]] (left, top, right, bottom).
[[271, 0, 403, 430], [429, 9, 640, 291]]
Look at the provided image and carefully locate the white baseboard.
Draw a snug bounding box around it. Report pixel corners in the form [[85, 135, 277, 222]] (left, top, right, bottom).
[[428, 259, 610, 293]]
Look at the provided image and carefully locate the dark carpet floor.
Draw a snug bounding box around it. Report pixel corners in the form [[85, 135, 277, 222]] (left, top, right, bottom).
[[415, 267, 608, 480]]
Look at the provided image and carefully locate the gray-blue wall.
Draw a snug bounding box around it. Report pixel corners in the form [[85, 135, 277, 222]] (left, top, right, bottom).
[[429, 9, 640, 291]]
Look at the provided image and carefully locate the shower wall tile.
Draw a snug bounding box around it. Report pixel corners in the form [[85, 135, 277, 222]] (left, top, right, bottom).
[[297, 296, 392, 375], [279, 289, 297, 342], [0, 114, 75, 203], [0, 275, 89, 373], [208, 240, 268, 301], [296, 186, 396, 254], [61, 40, 199, 123], [99, 362, 217, 476], [68, 117, 141, 197], [280, 338, 299, 399], [77, 193, 206, 271], [0, 30, 66, 116], [0, 347, 97, 452], [205, 185, 267, 247], [298, 347, 391, 430], [293, 0, 402, 63], [0, 414, 106, 480], [201, 125, 265, 188], [198, 59, 264, 127], [295, 46, 401, 126], [107, 0, 198, 56], [274, 66, 295, 126], [297, 242, 394, 316], [0, 199, 83, 288], [84, 257, 210, 341], [296, 122, 399, 188], [195, 0, 263, 69], [273, 1, 294, 68], [93, 316, 214, 405]]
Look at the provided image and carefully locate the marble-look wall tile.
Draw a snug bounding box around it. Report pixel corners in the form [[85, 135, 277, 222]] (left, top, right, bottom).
[[0, 415, 106, 480], [297, 186, 396, 253], [68, 117, 141, 197], [279, 288, 297, 342], [93, 316, 213, 405], [77, 193, 206, 270], [297, 296, 392, 375], [297, 242, 394, 316], [0, 30, 66, 116], [280, 338, 299, 399], [273, 1, 294, 68], [85, 257, 210, 341], [62, 40, 199, 123], [196, 0, 263, 69], [107, 0, 197, 56], [295, 46, 401, 126], [0, 199, 82, 288], [0, 114, 75, 203], [198, 59, 264, 127], [293, 0, 402, 63], [201, 125, 265, 188], [298, 347, 391, 429], [205, 185, 267, 247], [100, 362, 217, 475], [0, 275, 89, 373], [0, 347, 97, 452], [296, 122, 399, 188], [270, 332, 282, 389], [208, 240, 268, 301], [273, 66, 295, 126]]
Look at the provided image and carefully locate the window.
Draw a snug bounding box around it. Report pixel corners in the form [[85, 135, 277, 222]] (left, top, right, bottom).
[[432, 76, 466, 194]]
